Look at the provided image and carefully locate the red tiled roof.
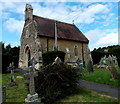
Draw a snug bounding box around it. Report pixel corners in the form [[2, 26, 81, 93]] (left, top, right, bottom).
[[33, 15, 89, 43]]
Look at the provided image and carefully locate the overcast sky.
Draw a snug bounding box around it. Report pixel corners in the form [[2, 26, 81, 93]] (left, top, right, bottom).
[[0, 0, 119, 50]]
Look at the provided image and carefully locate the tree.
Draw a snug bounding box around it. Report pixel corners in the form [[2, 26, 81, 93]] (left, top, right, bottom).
[[2, 42, 20, 73], [91, 45, 120, 67]]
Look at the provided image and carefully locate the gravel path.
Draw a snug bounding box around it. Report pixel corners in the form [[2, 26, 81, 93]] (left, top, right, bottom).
[[79, 80, 120, 98]]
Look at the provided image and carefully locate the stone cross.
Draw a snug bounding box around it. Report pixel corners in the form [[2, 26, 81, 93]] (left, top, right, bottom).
[[8, 62, 15, 82], [25, 66, 38, 95]]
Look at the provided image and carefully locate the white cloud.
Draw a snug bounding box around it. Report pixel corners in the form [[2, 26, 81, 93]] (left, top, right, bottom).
[[12, 41, 20, 47], [74, 4, 110, 24], [2, 2, 111, 25], [4, 18, 24, 34], [2, 2, 25, 14], [85, 29, 103, 42], [96, 32, 118, 47], [85, 28, 118, 50]]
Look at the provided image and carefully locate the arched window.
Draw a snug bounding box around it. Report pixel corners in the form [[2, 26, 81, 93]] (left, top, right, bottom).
[[74, 45, 78, 56], [24, 46, 31, 67]]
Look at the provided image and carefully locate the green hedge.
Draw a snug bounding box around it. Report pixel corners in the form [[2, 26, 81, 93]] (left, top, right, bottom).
[[42, 51, 65, 65]]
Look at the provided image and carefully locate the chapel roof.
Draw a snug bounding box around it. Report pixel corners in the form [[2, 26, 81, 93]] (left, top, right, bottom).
[[33, 15, 89, 43]]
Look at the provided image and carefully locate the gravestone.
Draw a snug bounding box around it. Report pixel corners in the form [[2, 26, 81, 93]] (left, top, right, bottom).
[[98, 55, 107, 69], [87, 48, 94, 73], [108, 55, 118, 79], [29, 57, 38, 69], [2, 86, 6, 103], [24, 66, 41, 103], [112, 55, 118, 66], [8, 62, 17, 87], [76, 58, 83, 76], [54, 57, 62, 65], [100, 56, 107, 65], [76, 58, 83, 73], [66, 48, 70, 61]]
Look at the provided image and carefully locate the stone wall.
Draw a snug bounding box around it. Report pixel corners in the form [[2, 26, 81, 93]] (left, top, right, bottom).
[[39, 37, 88, 61], [19, 21, 39, 69]]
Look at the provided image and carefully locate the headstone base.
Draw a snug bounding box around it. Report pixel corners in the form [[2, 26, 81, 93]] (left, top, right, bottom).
[[25, 93, 41, 103]]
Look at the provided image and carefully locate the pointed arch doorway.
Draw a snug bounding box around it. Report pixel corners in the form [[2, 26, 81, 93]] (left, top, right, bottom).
[[24, 46, 31, 67]]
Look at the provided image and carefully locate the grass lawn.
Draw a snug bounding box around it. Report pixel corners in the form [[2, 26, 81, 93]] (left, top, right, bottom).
[[2, 72, 119, 103], [81, 68, 120, 87], [56, 87, 118, 103], [2, 72, 28, 103]]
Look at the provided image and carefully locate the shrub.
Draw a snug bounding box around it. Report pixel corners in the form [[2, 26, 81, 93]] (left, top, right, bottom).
[[34, 63, 81, 104], [2, 53, 12, 73], [42, 51, 65, 65]]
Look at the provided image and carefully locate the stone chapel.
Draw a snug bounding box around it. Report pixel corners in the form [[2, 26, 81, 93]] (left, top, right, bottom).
[[19, 4, 89, 70]]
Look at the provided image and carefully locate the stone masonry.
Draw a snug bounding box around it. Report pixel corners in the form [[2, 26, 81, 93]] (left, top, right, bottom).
[[19, 4, 89, 70]]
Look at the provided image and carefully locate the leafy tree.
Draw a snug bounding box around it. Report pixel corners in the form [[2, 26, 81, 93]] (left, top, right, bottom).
[[2, 42, 20, 73], [91, 45, 120, 67]]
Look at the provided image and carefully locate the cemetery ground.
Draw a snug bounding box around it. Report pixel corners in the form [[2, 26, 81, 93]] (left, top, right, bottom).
[[2, 69, 119, 103], [81, 67, 120, 87]]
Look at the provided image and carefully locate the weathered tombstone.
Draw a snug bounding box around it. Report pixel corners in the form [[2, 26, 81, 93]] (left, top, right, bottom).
[[2, 86, 6, 103], [76, 58, 83, 71], [87, 48, 94, 73], [29, 57, 38, 68], [38, 49, 42, 60], [108, 55, 118, 79], [66, 48, 70, 61], [76, 58, 83, 74], [24, 66, 41, 103], [99, 56, 107, 69], [112, 55, 118, 66], [101, 56, 107, 65], [54, 57, 62, 65], [8, 62, 17, 87]]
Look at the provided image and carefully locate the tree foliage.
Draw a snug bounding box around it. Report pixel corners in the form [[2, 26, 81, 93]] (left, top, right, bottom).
[[2, 42, 20, 73], [91, 45, 120, 67]]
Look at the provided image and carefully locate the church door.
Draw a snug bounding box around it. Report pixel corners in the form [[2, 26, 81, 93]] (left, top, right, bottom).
[[25, 46, 31, 67]]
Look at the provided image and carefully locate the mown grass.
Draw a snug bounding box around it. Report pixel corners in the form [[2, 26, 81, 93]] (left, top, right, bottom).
[[2, 72, 28, 103], [55, 87, 118, 103], [81, 68, 120, 87], [2, 72, 119, 103]]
